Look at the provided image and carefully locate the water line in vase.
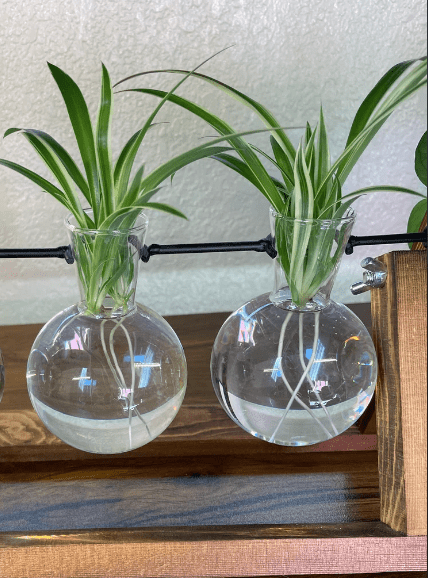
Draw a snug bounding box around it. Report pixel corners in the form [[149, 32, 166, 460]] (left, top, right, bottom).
[[298, 314, 339, 437], [269, 310, 332, 443]]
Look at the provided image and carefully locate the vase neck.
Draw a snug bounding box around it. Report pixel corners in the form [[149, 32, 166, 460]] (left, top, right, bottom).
[[269, 209, 355, 311], [66, 212, 148, 318]]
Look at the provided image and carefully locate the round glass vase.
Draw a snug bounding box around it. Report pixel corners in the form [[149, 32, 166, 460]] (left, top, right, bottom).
[[211, 208, 377, 446], [27, 211, 187, 454]]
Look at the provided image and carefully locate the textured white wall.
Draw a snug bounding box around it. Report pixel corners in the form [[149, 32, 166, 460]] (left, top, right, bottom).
[[0, 0, 426, 325]]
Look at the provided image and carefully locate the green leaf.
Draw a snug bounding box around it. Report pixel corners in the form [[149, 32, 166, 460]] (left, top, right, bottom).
[[115, 67, 297, 166], [126, 164, 146, 201], [318, 185, 426, 218], [96, 63, 114, 218], [112, 48, 236, 215], [0, 158, 76, 216], [407, 198, 427, 247], [48, 62, 100, 223], [4, 128, 90, 203], [334, 59, 427, 187], [130, 145, 231, 203], [415, 131, 427, 186], [113, 128, 145, 199], [121, 88, 286, 212], [270, 135, 294, 189], [314, 107, 330, 196], [142, 201, 188, 219], [10, 131, 88, 225], [346, 59, 417, 146]]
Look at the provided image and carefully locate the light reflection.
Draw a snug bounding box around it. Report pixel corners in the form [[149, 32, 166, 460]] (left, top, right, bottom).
[[66, 331, 84, 351], [124, 347, 157, 388], [238, 319, 256, 345], [72, 367, 96, 390], [344, 335, 360, 345], [264, 357, 282, 381]]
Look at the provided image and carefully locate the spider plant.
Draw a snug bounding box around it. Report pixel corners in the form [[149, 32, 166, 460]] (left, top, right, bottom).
[[118, 57, 427, 307], [0, 50, 272, 315]]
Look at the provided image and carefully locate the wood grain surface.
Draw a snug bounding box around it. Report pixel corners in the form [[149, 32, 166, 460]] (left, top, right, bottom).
[[0, 304, 376, 474], [372, 251, 427, 536], [3, 303, 423, 578], [0, 535, 426, 577]]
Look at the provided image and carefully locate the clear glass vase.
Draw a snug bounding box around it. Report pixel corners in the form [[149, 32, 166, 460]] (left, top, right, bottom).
[[27, 211, 187, 454], [211, 209, 377, 446]]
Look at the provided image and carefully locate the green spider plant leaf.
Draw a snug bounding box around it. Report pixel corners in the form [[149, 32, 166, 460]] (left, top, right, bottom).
[[96, 63, 114, 219], [415, 131, 427, 186], [248, 144, 292, 190], [8, 130, 89, 227], [0, 158, 74, 216], [334, 58, 427, 187], [318, 185, 426, 218], [126, 164, 146, 201], [346, 59, 419, 146], [4, 128, 90, 203], [47, 63, 100, 223], [120, 88, 287, 212], [292, 141, 314, 220], [112, 47, 235, 213], [269, 136, 294, 190], [314, 107, 330, 195], [115, 68, 297, 167]]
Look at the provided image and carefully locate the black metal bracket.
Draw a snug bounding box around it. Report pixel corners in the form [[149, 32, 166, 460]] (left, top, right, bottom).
[[0, 245, 74, 263], [140, 235, 277, 263], [0, 231, 426, 263], [345, 230, 427, 254]]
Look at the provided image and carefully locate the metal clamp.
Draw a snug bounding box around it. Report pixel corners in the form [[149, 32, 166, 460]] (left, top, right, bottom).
[[350, 257, 388, 295]]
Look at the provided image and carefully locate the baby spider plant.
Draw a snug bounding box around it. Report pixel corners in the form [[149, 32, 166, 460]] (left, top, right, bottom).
[[118, 57, 427, 307], [0, 49, 274, 315]]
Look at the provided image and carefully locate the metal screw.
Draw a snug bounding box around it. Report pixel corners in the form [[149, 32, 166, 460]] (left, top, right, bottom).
[[350, 257, 388, 295]]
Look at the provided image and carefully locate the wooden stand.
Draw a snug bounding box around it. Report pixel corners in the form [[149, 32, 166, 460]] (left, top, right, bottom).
[[0, 301, 426, 576], [371, 250, 427, 537]]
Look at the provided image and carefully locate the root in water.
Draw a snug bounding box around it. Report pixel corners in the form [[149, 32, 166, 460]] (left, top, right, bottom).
[[298, 314, 339, 437], [269, 310, 333, 443], [100, 317, 151, 449]]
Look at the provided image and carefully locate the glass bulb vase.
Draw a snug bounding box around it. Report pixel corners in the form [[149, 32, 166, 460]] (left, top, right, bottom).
[[27, 211, 187, 454], [211, 209, 377, 446]]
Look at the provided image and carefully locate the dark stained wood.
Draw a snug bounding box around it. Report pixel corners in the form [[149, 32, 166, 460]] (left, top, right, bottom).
[[0, 534, 425, 576], [0, 464, 381, 532], [0, 304, 377, 471], [0, 449, 378, 482], [356, 395, 377, 434], [0, 521, 403, 548], [371, 251, 427, 536], [0, 302, 426, 576]]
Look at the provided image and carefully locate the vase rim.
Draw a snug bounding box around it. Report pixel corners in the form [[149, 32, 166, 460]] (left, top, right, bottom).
[[65, 208, 149, 235], [270, 206, 356, 224]]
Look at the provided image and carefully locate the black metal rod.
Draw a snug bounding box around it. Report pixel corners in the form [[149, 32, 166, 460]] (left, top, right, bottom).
[[0, 246, 74, 263], [345, 231, 427, 254], [140, 237, 277, 263], [0, 231, 425, 262]]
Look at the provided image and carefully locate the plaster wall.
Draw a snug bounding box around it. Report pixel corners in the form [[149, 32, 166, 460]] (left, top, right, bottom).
[[0, 0, 426, 325]]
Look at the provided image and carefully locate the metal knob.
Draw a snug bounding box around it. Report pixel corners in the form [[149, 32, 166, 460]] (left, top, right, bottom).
[[350, 257, 388, 295]]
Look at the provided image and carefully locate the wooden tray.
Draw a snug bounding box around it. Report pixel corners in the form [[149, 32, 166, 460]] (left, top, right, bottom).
[[0, 303, 426, 577]]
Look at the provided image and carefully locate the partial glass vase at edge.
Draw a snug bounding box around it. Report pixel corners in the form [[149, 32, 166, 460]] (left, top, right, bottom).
[[27, 210, 187, 454], [211, 208, 377, 446]]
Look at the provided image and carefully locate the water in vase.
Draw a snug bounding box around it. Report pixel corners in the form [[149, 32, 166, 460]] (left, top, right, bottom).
[[211, 294, 377, 446]]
